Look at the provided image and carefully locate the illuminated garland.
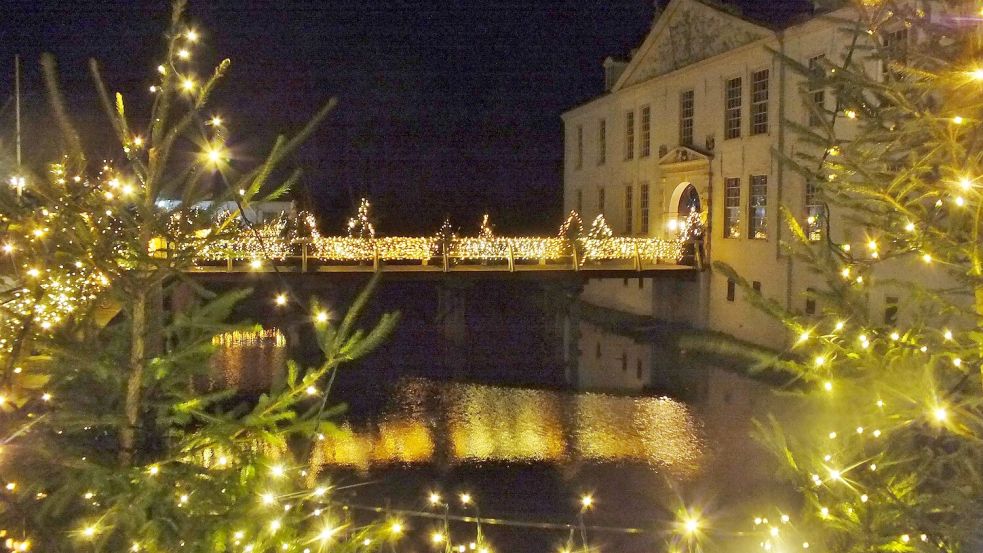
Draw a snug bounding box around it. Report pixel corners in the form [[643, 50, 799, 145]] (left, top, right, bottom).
[[311, 237, 435, 261], [197, 215, 294, 261], [449, 237, 569, 261]]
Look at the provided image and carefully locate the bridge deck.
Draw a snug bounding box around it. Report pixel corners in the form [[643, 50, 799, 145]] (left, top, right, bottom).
[[186, 260, 696, 275], [184, 237, 702, 276]]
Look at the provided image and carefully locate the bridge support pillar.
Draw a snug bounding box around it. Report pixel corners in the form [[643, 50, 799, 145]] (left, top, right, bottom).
[[436, 282, 471, 377]]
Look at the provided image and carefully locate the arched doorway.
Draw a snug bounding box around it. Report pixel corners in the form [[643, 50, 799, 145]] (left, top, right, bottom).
[[668, 181, 702, 218], [666, 181, 703, 236], [677, 184, 701, 215]]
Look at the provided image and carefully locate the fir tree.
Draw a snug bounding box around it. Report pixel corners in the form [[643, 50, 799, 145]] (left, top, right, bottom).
[[0, 2, 398, 551], [715, 1, 983, 551]]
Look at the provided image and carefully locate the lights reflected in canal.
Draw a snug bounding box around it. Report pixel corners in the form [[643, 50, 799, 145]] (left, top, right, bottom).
[[211, 329, 706, 476]]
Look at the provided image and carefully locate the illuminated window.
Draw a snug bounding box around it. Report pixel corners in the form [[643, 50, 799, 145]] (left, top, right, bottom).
[[598, 119, 606, 165], [750, 70, 769, 135], [624, 111, 635, 161], [805, 180, 823, 241], [749, 175, 768, 239], [624, 184, 633, 235], [640, 105, 651, 157], [724, 177, 741, 238], [679, 89, 694, 146], [724, 77, 742, 139], [640, 183, 650, 234]]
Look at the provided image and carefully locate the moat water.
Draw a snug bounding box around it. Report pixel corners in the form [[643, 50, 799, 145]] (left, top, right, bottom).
[[208, 278, 788, 553]]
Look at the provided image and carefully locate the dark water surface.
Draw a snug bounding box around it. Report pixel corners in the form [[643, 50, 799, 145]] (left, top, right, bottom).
[[209, 278, 783, 553]]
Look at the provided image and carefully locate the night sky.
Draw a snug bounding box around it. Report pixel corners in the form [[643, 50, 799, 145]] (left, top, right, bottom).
[[1, 0, 808, 235]]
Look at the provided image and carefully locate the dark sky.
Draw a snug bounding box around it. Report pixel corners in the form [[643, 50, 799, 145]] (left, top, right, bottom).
[[0, 0, 805, 235]]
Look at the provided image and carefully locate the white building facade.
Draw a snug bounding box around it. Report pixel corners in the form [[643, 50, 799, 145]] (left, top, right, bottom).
[[563, 0, 926, 387]]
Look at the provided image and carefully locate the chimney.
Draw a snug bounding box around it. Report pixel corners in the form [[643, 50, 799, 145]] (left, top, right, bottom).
[[603, 56, 629, 91]]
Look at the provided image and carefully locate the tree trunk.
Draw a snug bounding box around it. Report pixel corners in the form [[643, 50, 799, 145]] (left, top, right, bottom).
[[120, 288, 147, 466]]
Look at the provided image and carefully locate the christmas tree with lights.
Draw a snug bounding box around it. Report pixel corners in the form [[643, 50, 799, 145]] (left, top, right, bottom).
[[0, 1, 399, 551], [714, 1, 983, 551]]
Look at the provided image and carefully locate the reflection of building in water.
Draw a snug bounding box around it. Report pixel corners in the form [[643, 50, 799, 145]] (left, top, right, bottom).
[[574, 320, 651, 392], [313, 378, 704, 477], [209, 328, 287, 391]]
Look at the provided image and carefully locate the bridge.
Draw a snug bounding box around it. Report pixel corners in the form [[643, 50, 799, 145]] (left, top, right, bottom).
[[185, 235, 700, 276]]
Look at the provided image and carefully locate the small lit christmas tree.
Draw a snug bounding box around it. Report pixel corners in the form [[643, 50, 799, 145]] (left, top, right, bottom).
[[714, 1, 983, 551], [557, 210, 584, 241], [586, 214, 613, 240], [478, 213, 494, 239], [346, 198, 376, 239], [0, 2, 398, 551]]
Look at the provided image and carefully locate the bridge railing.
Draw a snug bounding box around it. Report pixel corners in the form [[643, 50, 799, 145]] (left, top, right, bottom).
[[187, 235, 691, 273]]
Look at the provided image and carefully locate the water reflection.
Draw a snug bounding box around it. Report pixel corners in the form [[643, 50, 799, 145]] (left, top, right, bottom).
[[209, 328, 286, 390], [314, 378, 704, 476]]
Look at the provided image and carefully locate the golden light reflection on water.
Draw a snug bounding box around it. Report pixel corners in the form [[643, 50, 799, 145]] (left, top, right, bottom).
[[209, 329, 287, 390], [210, 336, 706, 477], [317, 379, 705, 477]]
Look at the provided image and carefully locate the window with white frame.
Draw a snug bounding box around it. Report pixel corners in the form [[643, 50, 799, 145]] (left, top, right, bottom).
[[624, 111, 635, 160], [640, 183, 650, 234], [624, 184, 633, 234], [679, 89, 695, 146], [724, 177, 741, 238], [750, 69, 769, 135], [724, 77, 742, 139], [805, 180, 824, 241], [808, 54, 827, 127], [749, 175, 768, 239], [640, 105, 651, 157], [882, 28, 909, 81]]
